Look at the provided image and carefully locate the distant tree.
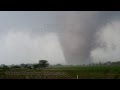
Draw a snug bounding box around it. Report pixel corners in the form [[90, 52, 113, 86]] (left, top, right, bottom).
[[20, 64, 26, 68], [56, 64, 62, 67], [33, 64, 39, 69], [0, 64, 6, 67], [56, 64, 62, 66], [20, 64, 32, 69], [39, 60, 49, 68], [25, 64, 32, 69], [11, 65, 20, 68], [0, 64, 9, 69]]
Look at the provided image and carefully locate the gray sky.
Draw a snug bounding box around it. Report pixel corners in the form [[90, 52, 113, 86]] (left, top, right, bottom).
[[0, 11, 66, 65], [0, 11, 120, 65]]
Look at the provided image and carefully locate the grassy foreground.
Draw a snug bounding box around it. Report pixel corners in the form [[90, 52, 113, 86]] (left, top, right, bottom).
[[1, 66, 120, 79]]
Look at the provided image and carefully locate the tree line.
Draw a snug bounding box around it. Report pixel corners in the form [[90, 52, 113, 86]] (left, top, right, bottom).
[[0, 60, 49, 69]]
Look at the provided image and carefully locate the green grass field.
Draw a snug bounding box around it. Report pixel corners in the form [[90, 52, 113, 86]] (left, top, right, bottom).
[[1, 66, 120, 79]]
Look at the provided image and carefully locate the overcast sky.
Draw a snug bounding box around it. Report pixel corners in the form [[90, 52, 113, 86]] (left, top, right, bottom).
[[0, 11, 120, 65], [0, 11, 66, 65]]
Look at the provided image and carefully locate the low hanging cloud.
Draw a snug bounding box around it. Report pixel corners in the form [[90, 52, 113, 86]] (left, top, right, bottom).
[[91, 20, 120, 63], [0, 29, 66, 65]]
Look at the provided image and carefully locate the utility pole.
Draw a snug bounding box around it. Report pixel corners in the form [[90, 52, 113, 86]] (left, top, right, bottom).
[[77, 75, 78, 79]]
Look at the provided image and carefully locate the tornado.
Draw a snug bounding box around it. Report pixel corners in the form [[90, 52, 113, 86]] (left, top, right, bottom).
[[56, 11, 120, 65]]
